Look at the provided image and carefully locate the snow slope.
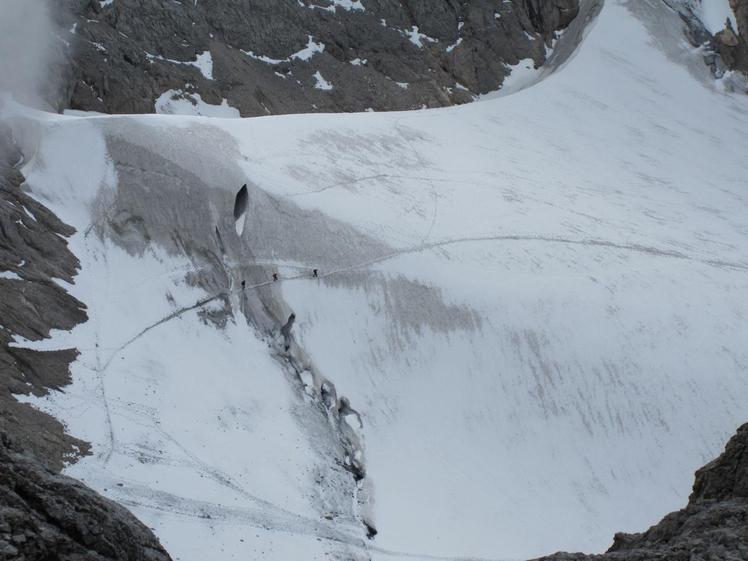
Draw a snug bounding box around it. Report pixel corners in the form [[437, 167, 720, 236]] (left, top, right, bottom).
[[5, 0, 748, 560], [687, 0, 738, 34]]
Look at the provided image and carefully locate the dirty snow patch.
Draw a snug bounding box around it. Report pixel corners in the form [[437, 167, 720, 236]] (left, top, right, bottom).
[[404, 26, 438, 48], [446, 37, 463, 52], [313, 71, 333, 90], [480, 58, 539, 100], [241, 49, 285, 65], [154, 90, 240, 118], [193, 51, 213, 80], [243, 36, 324, 64], [146, 50, 214, 80], [330, 0, 364, 10], [291, 36, 325, 61], [0, 271, 22, 281]]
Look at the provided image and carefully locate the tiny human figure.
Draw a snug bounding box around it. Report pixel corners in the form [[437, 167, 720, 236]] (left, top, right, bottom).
[[241, 280, 246, 290], [312, 268, 319, 278], [272, 272, 279, 282]]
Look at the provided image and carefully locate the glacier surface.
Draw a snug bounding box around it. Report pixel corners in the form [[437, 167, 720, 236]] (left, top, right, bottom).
[[4, 0, 748, 560]]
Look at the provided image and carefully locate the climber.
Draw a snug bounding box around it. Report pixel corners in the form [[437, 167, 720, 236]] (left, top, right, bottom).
[[272, 272, 279, 282], [312, 268, 319, 278], [241, 280, 246, 290]]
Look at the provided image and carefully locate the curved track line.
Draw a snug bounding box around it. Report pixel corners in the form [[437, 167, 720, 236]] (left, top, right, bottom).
[[103, 479, 513, 561], [96, 231, 748, 373]]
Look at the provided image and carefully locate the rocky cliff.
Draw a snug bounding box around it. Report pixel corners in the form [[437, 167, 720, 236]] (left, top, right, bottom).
[[0, 433, 172, 561], [665, 0, 748, 79], [54, 0, 579, 116], [0, 130, 89, 472], [532, 423, 748, 561], [714, 0, 748, 73], [0, 130, 172, 561]]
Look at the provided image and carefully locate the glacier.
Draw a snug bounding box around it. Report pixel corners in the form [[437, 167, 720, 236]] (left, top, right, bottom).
[[3, 0, 748, 560]]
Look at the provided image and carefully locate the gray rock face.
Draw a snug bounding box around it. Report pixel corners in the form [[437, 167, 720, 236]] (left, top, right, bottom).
[[0, 137, 90, 472], [531, 423, 748, 561], [665, 0, 748, 78], [1, 136, 172, 561], [0, 433, 172, 561], [53, 0, 578, 116], [713, 0, 748, 73]]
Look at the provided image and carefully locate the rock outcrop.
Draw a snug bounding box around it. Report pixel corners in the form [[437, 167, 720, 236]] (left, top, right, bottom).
[[666, 0, 748, 78], [0, 132, 89, 472], [0, 433, 172, 561], [1, 131, 172, 560], [532, 423, 748, 561], [713, 0, 748, 74], [53, 0, 579, 116]]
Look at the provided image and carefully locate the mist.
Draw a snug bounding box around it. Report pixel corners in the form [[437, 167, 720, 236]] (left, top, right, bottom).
[[0, 0, 59, 110]]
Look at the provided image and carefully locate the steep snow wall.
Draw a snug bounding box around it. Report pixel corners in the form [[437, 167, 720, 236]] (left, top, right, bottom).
[[4, 0, 748, 560]]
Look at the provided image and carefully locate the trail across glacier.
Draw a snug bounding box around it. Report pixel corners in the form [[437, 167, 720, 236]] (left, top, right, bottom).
[[10, 0, 748, 558], [97, 230, 748, 373]]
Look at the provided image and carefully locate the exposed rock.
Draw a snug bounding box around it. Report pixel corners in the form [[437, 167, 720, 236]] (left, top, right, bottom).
[[51, 0, 579, 116], [713, 0, 748, 74], [532, 423, 748, 561], [690, 423, 748, 503], [663, 0, 748, 81], [0, 136, 90, 472], [0, 432, 172, 561], [1, 135, 171, 560]]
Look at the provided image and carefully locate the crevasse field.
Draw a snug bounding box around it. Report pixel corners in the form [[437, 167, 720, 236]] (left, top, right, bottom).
[[5, 0, 748, 560]]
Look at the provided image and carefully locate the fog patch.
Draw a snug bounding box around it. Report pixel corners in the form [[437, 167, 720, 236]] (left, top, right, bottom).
[[0, 0, 61, 111]]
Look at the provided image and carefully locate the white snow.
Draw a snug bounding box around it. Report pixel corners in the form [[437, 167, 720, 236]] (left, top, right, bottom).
[[349, 58, 367, 66], [193, 50, 213, 80], [63, 109, 110, 117], [330, 0, 365, 11], [313, 71, 333, 90], [403, 26, 438, 48], [5, 1, 748, 561], [241, 49, 285, 65], [147, 50, 213, 80], [244, 36, 325, 65], [234, 215, 246, 236], [0, 271, 22, 281], [481, 57, 539, 99], [291, 36, 326, 61], [154, 89, 240, 118], [446, 37, 463, 52], [688, 0, 738, 34]]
